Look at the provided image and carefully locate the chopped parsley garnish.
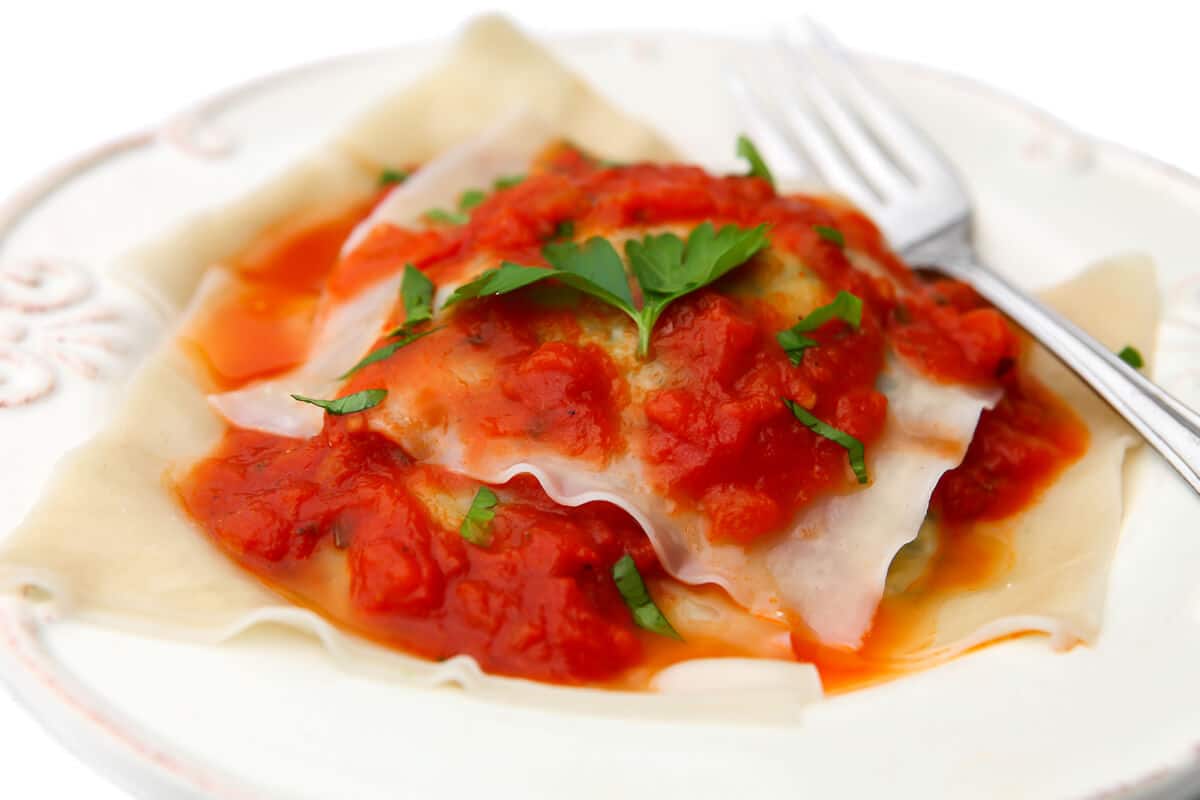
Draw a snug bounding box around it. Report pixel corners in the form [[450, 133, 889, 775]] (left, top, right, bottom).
[[458, 188, 487, 212], [379, 168, 409, 186], [1118, 345, 1144, 369], [442, 263, 559, 306], [424, 188, 492, 226], [784, 398, 868, 484], [338, 327, 439, 379], [291, 389, 387, 416], [424, 208, 469, 225], [626, 222, 770, 356], [612, 554, 682, 640], [544, 236, 640, 306], [459, 487, 499, 546], [493, 174, 525, 190], [776, 291, 863, 365], [339, 265, 438, 378], [737, 134, 775, 187], [399, 264, 434, 329], [442, 222, 769, 358], [814, 225, 845, 248]]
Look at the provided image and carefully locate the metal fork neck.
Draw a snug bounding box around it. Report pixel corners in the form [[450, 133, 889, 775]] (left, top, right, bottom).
[[897, 219, 974, 276], [900, 230, 1200, 496]]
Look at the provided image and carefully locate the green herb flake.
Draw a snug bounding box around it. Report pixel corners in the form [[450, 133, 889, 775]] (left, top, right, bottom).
[[425, 186, 495, 226], [338, 327, 440, 379], [626, 221, 771, 356], [379, 168, 409, 187], [458, 188, 488, 212], [543, 236, 637, 309], [814, 225, 845, 248], [337, 266, 439, 378], [443, 222, 768, 360], [291, 389, 387, 416], [400, 264, 434, 328], [493, 174, 526, 190], [460, 487, 499, 546], [424, 208, 469, 226], [1118, 345, 1144, 369], [442, 237, 637, 317], [776, 291, 863, 365], [736, 134, 775, 187], [612, 554, 682, 640], [784, 398, 868, 484], [441, 263, 559, 308]]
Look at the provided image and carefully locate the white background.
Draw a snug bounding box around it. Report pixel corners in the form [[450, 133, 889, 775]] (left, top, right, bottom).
[[1, 1, 1196, 797]]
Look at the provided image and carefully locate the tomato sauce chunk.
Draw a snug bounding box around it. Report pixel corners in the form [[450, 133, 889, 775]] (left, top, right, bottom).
[[643, 290, 888, 544], [933, 371, 1089, 523], [180, 424, 654, 684]]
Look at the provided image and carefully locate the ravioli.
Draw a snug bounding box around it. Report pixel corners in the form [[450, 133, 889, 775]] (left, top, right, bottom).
[[209, 110, 566, 441], [0, 15, 1160, 704], [207, 123, 1003, 650]]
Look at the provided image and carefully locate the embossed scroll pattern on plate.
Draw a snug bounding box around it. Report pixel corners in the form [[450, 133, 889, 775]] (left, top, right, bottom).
[[0, 259, 130, 408]]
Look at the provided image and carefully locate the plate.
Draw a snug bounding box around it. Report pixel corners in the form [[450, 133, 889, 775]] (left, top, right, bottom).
[[3, 29, 1200, 800]]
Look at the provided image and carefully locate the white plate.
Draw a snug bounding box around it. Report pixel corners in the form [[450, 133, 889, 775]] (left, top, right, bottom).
[[3, 30, 1200, 800]]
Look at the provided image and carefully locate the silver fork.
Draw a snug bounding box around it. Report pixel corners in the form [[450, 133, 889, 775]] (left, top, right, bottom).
[[729, 22, 1200, 496]]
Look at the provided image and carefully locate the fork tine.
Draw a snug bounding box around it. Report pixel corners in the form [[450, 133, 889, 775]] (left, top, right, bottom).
[[768, 45, 882, 214], [724, 67, 816, 183], [801, 19, 955, 182], [779, 28, 913, 203]]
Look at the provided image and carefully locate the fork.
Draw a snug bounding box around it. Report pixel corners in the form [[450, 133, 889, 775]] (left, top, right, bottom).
[[728, 22, 1200, 497]]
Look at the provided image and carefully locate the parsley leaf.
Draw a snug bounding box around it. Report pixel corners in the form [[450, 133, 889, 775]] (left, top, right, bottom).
[[544, 236, 637, 309], [626, 222, 770, 356], [424, 208, 469, 225], [443, 223, 769, 359], [338, 327, 440, 379], [737, 134, 775, 187], [458, 188, 487, 212], [784, 399, 868, 484], [776, 291, 863, 365], [1118, 345, 1144, 369], [442, 237, 639, 317], [400, 264, 434, 328], [612, 554, 682, 640], [338, 265, 439, 378], [680, 221, 770, 284], [379, 168, 409, 187], [460, 487, 499, 546], [291, 389, 387, 416], [424, 188, 490, 226], [493, 174, 525, 190], [625, 232, 684, 294], [441, 263, 559, 307], [814, 225, 845, 248]]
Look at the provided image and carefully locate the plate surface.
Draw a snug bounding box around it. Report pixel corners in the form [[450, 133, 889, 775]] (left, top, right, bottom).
[[3, 30, 1200, 800]]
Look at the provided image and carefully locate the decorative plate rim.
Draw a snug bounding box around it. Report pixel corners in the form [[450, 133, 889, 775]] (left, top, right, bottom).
[[1, 30, 1198, 800]]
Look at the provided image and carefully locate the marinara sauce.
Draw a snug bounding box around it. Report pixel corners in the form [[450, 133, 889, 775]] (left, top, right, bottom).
[[179, 146, 1086, 686]]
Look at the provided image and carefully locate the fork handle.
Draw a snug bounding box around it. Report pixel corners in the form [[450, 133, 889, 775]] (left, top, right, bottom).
[[938, 255, 1200, 495]]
